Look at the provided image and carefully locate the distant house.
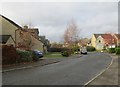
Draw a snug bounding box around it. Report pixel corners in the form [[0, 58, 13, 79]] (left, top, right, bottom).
[[91, 34, 101, 48], [39, 36, 50, 53], [23, 25, 39, 40], [91, 34, 117, 50], [113, 34, 120, 46], [1, 15, 44, 51]]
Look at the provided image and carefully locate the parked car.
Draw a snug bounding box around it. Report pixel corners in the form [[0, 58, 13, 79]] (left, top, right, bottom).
[[80, 47, 87, 54], [32, 50, 44, 61]]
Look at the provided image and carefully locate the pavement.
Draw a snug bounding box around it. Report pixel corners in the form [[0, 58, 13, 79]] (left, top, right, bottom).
[[2, 52, 112, 85], [2, 54, 81, 73], [85, 53, 119, 86]]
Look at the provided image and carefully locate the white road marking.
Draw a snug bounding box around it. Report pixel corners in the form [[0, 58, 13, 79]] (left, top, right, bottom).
[[83, 55, 113, 86]]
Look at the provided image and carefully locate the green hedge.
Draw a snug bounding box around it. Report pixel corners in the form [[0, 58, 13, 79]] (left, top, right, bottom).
[[32, 51, 40, 61], [86, 46, 96, 52], [108, 48, 115, 53], [115, 47, 120, 55], [16, 50, 33, 63]]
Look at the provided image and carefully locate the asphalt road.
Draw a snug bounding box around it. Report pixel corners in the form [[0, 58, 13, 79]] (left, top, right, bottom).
[[2, 52, 112, 85]]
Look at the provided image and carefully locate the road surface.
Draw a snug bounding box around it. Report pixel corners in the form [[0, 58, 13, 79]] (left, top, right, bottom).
[[2, 52, 112, 85]]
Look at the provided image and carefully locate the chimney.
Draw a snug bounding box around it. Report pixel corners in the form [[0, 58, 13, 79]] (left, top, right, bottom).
[[23, 25, 28, 29]]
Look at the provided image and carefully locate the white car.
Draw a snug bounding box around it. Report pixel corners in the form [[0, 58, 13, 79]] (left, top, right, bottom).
[[81, 48, 87, 54]]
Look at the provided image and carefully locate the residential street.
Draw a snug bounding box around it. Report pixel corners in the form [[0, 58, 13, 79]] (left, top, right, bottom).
[[86, 53, 118, 85], [2, 52, 112, 85]]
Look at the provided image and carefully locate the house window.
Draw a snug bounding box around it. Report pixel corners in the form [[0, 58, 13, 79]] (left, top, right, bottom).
[[99, 40, 101, 43]]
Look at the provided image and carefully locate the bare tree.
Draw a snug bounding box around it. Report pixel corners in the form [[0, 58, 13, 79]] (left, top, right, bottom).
[[64, 19, 80, 46], [17, 30, 34, 51], [79, 38, 90, 47]]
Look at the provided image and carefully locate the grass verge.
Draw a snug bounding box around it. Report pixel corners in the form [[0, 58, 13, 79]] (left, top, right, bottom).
[[44, 52, 65, 58]]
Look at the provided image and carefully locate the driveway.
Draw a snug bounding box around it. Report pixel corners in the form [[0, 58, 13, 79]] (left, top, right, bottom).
[[2, 52, 112, 85]]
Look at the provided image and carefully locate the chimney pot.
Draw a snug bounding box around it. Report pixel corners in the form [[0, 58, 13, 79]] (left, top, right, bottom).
[[24, 25, 28, 29]]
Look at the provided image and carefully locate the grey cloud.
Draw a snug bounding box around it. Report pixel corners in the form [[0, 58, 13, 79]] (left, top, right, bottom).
[[2, 2, 118, 42]]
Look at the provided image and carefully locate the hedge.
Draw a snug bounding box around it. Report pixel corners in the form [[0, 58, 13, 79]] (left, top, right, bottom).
[[86, 46, 96, 52], [108, 48, 115, 53], [115, 47, 120, 55], [2, 44, 19, 65], [61, 48, 72, 57], [32, 51, 40, 61], [61, 51, 70, 57], [2, 44, 40, 65], [16, 50, 33, 63], [49, 47, 72, 53]]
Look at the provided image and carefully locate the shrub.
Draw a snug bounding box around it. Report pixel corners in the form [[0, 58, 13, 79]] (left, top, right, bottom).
[[49, 47, 62, 52], [73, 46, 79, 52], [49, 47, 72, 52], [115, 47, 120, 55], [61, 51, 70, 57], [32, 51, 39, 61], [108, 48, 115, 53], [102, 46, 107, 51], [72, 46, 80, 53], [2, 44, 19, 65], [16, 50, 33, 63], [86, 46, 96, 52]]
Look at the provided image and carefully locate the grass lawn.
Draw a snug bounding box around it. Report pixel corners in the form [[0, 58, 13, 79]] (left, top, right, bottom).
[[44, 52, 66, 58]]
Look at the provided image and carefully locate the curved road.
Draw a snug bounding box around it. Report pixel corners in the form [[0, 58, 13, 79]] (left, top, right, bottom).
[[3, 52, 112, 85]]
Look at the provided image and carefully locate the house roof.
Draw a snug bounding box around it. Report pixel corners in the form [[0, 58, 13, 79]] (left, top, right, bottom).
[[25, 28, 39, 34], [0, 14, 22, 29], [0, 35, 15, 44], [94, 34, 114, 39], [101, 34, 113, 39], [114, 34, 120, 39], [94, 34, 117, 45], [94, 34, 104, 39]]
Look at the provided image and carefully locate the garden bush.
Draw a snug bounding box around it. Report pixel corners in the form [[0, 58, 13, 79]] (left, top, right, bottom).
[[61, 51, 70, 57], [115, 47, 120, 55], [16, 50, 33, 63], [2, 44, 19, 65], [108, 48, 115, 53], [72, 46, 79, 52], [86, 46, 96, 52], [49, 47, 62, 52], [32, 51, 39, 61], [72, 46, 80, 53]]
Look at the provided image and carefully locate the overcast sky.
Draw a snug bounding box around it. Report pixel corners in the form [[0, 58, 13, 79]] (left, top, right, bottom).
[[2, 2, 118, 42]]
